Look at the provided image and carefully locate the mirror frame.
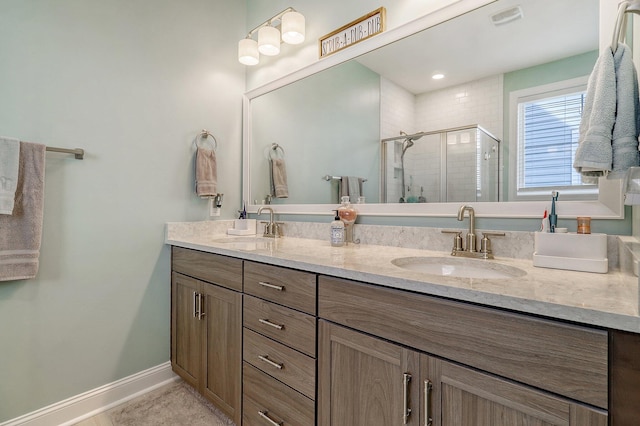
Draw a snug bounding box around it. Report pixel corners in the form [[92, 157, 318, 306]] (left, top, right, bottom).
[[242, 0, 623, 219]]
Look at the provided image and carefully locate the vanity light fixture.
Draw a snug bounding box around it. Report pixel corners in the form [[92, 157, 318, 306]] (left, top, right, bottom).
[[238, 7, 305, 66]]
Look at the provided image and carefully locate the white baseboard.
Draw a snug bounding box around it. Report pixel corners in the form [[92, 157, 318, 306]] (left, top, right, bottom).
[[1, 361, 179, 426]]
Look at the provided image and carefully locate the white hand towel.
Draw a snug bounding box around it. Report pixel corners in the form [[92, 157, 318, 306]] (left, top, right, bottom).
[[610, 43, 640, 179], [574, 46, 616, 181], [0, 137, 21, 215]]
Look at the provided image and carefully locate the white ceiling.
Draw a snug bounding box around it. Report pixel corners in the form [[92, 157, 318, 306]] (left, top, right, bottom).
[[356, 0, 599, 94]]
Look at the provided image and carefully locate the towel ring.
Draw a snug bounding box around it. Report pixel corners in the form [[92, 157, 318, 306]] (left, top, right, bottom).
[[195, 129, 217, 150], [267, 143, 285, 160]]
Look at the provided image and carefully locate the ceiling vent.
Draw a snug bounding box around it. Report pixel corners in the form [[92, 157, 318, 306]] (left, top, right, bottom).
[[490, 5, 523, 26]]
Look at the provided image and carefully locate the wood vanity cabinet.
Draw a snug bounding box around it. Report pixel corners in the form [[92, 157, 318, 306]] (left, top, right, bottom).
[[171, 247, 243, 425], [317, 276, 608, 426], [242, 261, 317, 426]]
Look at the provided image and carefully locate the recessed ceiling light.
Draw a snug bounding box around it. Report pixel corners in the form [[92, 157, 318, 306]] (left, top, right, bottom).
[[432, 73, 445, 80]]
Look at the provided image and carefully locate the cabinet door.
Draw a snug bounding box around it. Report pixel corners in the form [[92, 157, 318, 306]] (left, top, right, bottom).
[[318, 320, 420, 426], [200, 282, 242, 425], [420, 354, 607, 426], [171, 272, 202, 388]]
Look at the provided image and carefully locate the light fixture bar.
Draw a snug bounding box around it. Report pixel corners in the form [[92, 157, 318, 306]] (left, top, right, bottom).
[[245, 7, 295, 39], [238, 7, 304, 66]]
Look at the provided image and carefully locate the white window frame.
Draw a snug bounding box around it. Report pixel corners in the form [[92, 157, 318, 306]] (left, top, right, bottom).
[[508, 75, 597, 201]]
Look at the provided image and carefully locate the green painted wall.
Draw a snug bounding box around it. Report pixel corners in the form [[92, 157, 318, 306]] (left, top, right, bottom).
[[0, 0, 245, 421]]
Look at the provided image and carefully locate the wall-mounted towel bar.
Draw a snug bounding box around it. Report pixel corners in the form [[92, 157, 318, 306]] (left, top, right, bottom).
[[322, 175, 367, 182], [46, 146, 84, 160]]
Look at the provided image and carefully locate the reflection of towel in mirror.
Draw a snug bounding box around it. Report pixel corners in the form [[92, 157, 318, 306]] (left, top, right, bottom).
[[339, 176, 363, 201], [0, 137, 20, 215], [0, 142, 46, 281], [574, 46, 616, 181], [195, 147, 217, 197], [271, 158, 288, 198], [610, 43, 640, 179]]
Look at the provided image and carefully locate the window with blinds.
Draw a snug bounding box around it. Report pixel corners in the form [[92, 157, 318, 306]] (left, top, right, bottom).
[[514, 80, 598, 199]]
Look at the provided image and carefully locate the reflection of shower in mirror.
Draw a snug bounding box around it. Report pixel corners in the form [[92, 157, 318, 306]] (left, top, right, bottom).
[[398, 131, 425, 202], [382, 125, 500, 203]]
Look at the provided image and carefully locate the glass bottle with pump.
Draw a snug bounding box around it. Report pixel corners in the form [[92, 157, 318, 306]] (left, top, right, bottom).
[[337, 196, 357, 243]]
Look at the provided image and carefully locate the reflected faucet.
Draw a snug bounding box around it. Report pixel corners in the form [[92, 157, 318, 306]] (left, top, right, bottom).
[[257, 206, 282, 238]]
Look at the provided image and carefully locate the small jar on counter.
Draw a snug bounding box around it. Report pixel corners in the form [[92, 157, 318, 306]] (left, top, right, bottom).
[[577, 216, 591, 234]]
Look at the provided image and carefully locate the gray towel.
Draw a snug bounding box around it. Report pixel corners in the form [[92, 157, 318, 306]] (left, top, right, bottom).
[[271, 158, 288, 198], [574, 46, 616, 181], [0, 142, 46, 281], [0, 137, 20, 215], [339, 176, 363, 200], [610, 43, 640, 179]]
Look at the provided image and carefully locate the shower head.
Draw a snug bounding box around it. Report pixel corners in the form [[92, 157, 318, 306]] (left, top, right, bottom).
[[400, 130, 425, 144]]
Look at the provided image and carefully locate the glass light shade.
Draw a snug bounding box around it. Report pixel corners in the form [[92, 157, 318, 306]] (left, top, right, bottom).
[[258, 26, 280, 56], [281, 11, 305, 44], [238, 38, 259, 65]]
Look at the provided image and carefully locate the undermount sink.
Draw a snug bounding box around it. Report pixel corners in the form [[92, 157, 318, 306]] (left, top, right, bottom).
[[212, 236, 269, 244], [391, 256, 526, 279]]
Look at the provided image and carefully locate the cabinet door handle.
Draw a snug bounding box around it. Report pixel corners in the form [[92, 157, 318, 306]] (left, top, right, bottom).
[[259, 318, 284, 330], [198, 293, 206, 320], [258, 281, 285, 291], [403, 373, 412, 424], [193, 291, 199, 318], [258, 355, 284, 370], [258, 410, 283, 426], [424, 379, 433, 426]]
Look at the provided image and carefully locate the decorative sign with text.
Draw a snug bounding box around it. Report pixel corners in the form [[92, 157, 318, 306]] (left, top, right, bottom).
[[319, 7, 386, 58]]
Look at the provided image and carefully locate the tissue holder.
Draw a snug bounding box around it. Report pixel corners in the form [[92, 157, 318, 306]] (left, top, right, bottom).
[[533, 232, 608, 273]]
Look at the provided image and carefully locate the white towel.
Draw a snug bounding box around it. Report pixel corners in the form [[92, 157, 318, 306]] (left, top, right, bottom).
[[0, 137, 21, 215], [0, 142, 46, 281], [610, 43, 640, 179]]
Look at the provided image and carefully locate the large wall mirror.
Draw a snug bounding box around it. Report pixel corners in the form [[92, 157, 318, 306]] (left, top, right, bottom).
[[243, 0, 624, 218]]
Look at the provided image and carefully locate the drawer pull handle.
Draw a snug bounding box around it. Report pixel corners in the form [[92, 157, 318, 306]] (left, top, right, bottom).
[[424, 379, 433, 426], [403, 373, 412, 424], [259, 318, 284, 330], [258, 281, 285, 291], [258, 410, 283, 426], [258, 355, 284, 370]]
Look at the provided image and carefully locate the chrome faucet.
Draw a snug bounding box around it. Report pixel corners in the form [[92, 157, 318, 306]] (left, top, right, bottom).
[[442, 204, 504, 259], [457, 205, 477, 252], [257, 206, 282, 238]]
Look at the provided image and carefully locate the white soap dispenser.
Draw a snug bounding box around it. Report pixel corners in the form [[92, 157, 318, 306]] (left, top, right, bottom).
[[330, 210, 345, 247]]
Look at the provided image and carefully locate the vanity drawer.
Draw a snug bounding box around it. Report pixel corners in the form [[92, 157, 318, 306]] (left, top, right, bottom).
[[172, 247, 242, 291], [244, 328, 315, 398], [244, 295, 316, 357], [243, 363, 315, 426], [244, 261, 316, 314], [318, 275, 608, 409]]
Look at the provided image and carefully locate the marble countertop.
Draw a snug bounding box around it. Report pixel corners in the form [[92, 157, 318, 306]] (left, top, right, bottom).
[[166, 224, 640, 333]]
